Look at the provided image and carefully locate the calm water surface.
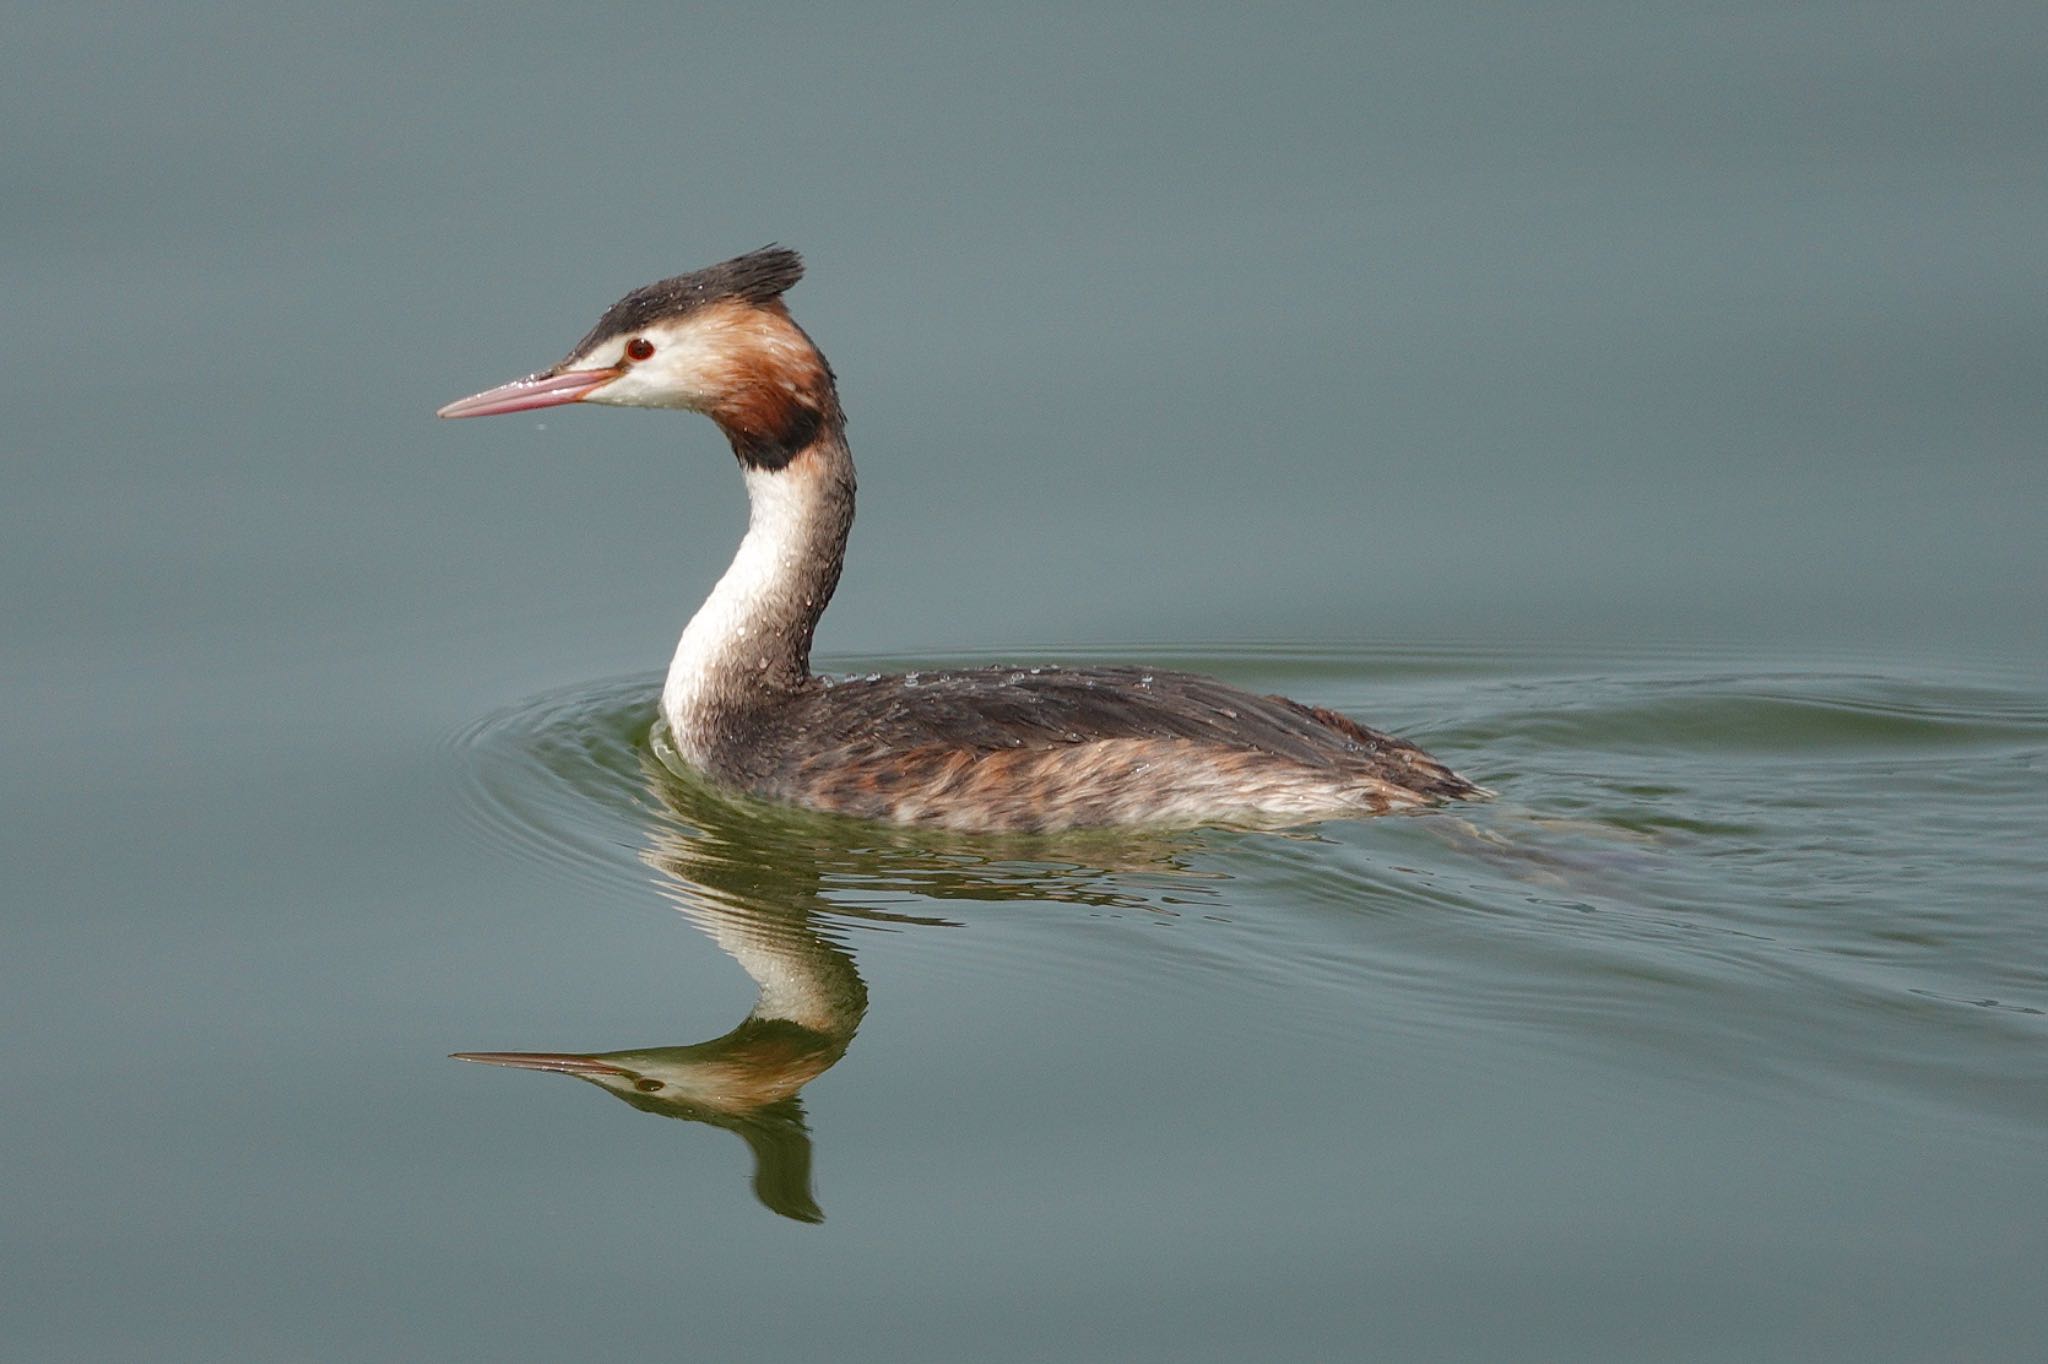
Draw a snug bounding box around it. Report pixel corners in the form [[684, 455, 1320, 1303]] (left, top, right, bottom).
[[7, 3, 2047, 1360], [15, 632, 2044, 1360], [433, 643, 2045, 1358]]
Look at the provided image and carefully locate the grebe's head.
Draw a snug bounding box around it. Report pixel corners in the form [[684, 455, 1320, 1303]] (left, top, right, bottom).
[[437, 246, 838, 466], [451, 1031, 839, 1114], [452, 1036, 839, 1223]]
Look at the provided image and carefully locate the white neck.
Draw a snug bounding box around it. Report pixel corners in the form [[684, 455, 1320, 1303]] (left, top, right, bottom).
[[660, 443, 854, 767], [662, 469, 805, 752]]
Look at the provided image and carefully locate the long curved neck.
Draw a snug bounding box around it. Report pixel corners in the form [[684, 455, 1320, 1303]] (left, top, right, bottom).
[[662, 425, 855, 765]]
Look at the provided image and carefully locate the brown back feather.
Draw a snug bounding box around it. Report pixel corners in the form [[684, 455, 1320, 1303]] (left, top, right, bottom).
[[704, 666, 1477, 806]]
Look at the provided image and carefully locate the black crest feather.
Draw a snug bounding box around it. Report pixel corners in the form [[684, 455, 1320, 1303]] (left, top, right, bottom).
[[568, 246, 805, 356]]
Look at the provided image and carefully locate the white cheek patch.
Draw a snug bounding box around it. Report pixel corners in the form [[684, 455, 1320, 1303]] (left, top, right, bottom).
[[586, 365, 672, 409], [580, 315, 738, 411]]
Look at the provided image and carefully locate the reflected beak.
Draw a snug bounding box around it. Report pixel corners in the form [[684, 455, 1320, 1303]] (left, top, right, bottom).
[[451, 1051, 635, 1077], [436, 367, 619, 419]]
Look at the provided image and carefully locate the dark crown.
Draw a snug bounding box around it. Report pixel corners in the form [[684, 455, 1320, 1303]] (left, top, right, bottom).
[[569, 246, 805, 356]]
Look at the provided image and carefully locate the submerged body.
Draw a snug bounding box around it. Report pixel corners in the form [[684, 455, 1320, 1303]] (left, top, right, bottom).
[[692, 661, 1473, 832], [441, 247, 1478, 832]]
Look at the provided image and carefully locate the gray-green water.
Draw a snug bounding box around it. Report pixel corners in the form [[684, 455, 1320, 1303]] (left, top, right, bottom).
[[6, 4, 2046, 1360]]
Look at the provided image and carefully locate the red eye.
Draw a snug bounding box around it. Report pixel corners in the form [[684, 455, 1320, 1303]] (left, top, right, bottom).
[[625, 337, 655, 362]]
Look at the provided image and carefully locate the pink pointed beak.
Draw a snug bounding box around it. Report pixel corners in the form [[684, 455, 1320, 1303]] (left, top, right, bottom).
[[451, 1051, 635, 1076], [437, 366, 620, 419]]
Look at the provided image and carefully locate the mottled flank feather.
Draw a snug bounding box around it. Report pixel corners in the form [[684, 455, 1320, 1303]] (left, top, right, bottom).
[[687, 666, 1480, 833]]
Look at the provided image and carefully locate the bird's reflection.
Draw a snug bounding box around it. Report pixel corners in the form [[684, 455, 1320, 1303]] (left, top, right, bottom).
[[457, 736, 1203, 1223]]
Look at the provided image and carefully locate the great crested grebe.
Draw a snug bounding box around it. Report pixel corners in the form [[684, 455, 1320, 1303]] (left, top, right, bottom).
[[439, 247, 1479, 832]]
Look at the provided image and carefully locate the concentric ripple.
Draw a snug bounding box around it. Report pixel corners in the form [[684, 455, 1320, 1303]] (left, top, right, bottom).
[[444, 643, 2048, 1127], [446, 672, 668, 908]]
